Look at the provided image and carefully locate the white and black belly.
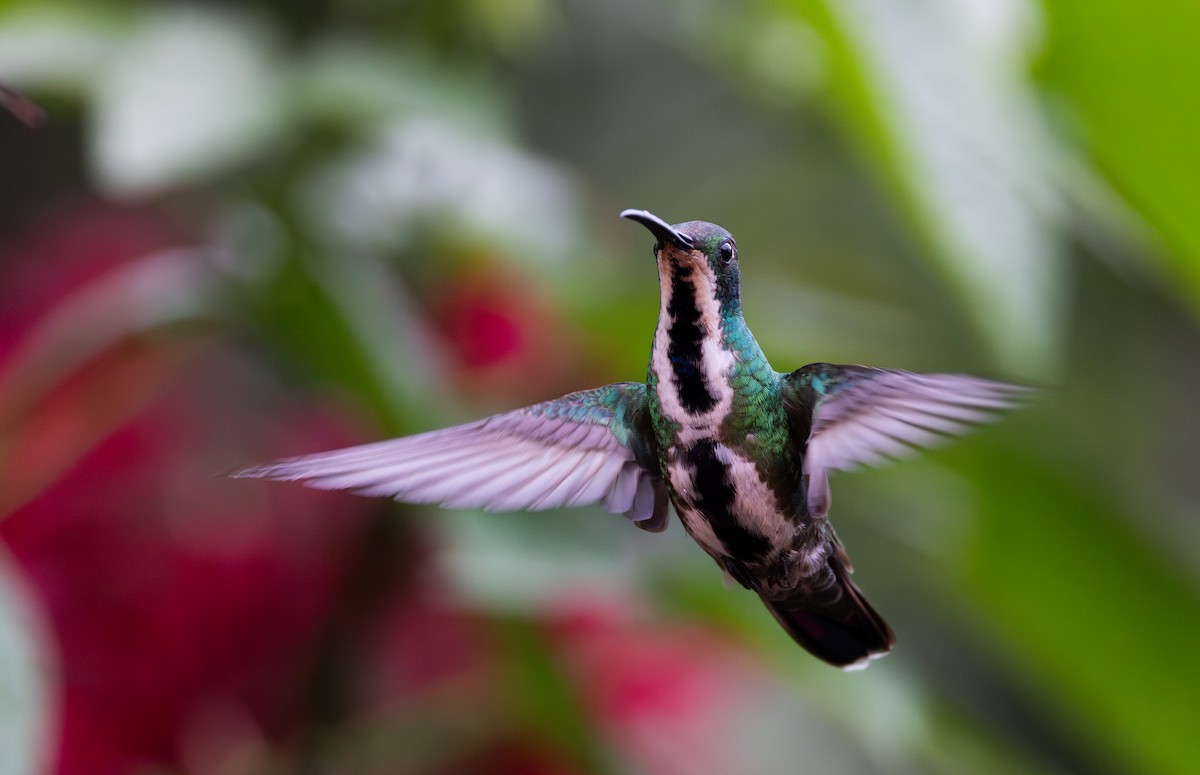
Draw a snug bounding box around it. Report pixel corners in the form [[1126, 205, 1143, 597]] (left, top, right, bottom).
[[667, 439, 793, 564]]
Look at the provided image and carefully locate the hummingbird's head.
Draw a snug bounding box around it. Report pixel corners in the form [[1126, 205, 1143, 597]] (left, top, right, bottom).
[[621, 209, 741, 312]]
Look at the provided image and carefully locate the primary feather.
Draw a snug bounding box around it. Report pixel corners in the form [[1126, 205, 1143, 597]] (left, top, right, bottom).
[[783, 365, 1032, 518], [234, 384, 669, 528]]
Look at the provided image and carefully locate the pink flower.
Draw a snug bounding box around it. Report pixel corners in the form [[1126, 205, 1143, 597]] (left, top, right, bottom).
[[546, 598, 764, 775]]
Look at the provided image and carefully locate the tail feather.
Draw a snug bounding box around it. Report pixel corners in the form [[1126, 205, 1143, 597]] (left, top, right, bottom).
[[762, 557, 895, 669]]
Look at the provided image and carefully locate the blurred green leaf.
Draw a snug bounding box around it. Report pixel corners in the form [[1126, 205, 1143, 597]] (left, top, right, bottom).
[[0, 3, 125, 94], [436, 508, 639, 614], [90, 6, 289, 196], [468, 0, 554, 53], [1038, 0, 1200, 306], [787, 0, 1066, 376], [292, 38, 512, 136], [496, 617, 605, 774], [237, 247, 425, 431], [296, 119, 582, 261], [955, 442, 1200, 775]]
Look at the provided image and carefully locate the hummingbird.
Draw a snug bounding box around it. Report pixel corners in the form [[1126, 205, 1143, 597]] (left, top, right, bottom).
[[235, 209, 1029, 669]]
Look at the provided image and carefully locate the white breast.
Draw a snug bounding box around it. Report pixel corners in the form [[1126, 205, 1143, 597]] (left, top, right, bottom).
[[650, 259, 736, 446]]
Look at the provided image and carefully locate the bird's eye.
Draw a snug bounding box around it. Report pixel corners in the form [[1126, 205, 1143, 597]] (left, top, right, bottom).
[[718, 241, 736, 264]]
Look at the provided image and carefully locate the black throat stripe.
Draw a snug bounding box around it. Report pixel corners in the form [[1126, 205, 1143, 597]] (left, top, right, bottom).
[[667, 267, 717, 414], [687, 440, 770, 561]]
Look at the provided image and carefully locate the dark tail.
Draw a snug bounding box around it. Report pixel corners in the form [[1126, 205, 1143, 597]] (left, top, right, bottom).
[[762, 554, 895, 669]]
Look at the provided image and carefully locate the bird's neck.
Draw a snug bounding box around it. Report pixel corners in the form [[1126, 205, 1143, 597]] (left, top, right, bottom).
[[650, 263, 763, 444]]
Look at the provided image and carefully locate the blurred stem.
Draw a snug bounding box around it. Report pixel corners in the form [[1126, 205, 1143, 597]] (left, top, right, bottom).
[[494, 616, 608, 775]]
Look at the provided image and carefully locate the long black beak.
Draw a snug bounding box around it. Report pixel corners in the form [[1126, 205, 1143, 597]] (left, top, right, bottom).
[[621, 209, 694, 250]]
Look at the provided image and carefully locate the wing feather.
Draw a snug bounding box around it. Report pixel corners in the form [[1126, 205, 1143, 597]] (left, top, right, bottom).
[[234, 384, 670, 528], [783, 365, 1031, 517]]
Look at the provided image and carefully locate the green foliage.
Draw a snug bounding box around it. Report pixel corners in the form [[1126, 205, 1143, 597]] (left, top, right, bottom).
[[1039, 0, 1200, 303], [958, 442, 1200, 775]]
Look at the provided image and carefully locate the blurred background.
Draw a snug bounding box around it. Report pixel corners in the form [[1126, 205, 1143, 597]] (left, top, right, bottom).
[[1, 0, 1198, 773]]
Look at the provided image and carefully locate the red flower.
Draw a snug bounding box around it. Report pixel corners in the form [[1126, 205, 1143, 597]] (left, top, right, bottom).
[[426, 263, 581, 404], [1, 360, 382, 773], [0, 204, 382, 773]]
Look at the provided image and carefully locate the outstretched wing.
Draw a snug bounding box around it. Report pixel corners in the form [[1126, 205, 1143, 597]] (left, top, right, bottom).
[[781, 364, 1031, 517], [234, 383, 670, 531]]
